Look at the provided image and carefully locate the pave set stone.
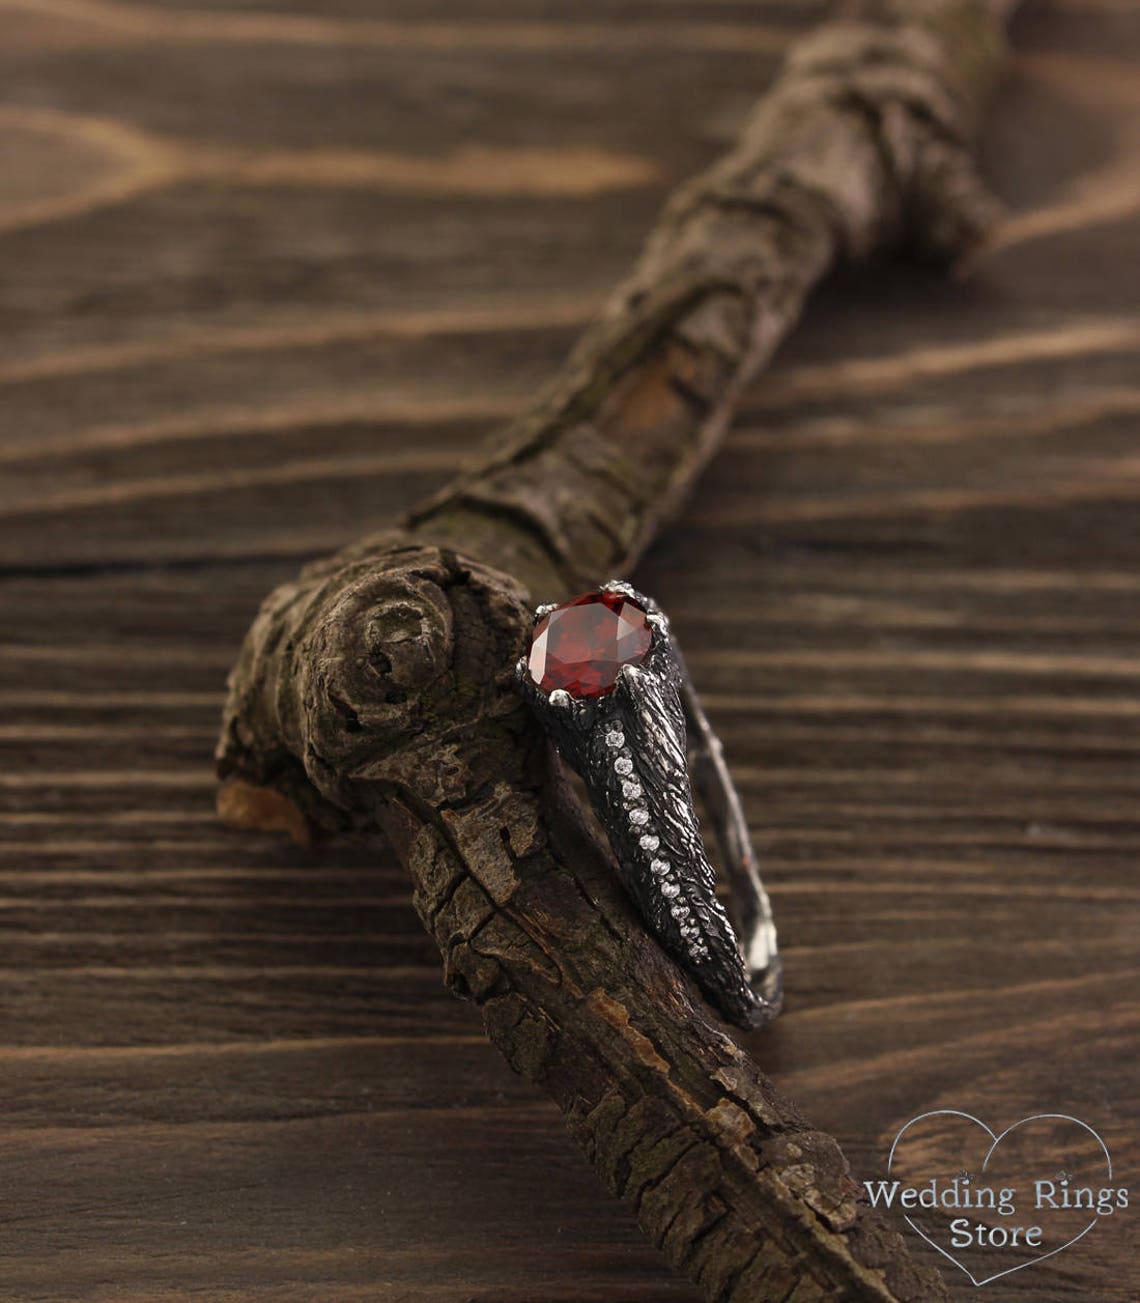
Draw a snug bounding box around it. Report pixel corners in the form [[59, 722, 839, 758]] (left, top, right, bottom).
[[603, 720, 708, 962]]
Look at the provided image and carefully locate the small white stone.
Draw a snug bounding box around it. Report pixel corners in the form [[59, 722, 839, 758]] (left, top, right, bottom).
[[614, 756, 633, 776], [622, 779, 642, 801], [680, 923, 699, 938], [671, 904, 689, 920], [639, 834, 659, 852], [628, 807, 648, 827], [650, 858, 669, 876], [605, 730, 625, 749], [661, 881, 680, 898]]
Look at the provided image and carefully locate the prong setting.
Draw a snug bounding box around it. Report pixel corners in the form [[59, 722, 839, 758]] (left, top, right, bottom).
[[615, 662, 644, 690]]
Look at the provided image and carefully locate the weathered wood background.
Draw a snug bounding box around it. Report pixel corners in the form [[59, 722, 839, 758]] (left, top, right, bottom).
[[1, 1, 1138, 1300]]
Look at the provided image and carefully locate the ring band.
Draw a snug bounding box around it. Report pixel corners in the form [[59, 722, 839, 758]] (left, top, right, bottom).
[[516, 581, 782, 1030]]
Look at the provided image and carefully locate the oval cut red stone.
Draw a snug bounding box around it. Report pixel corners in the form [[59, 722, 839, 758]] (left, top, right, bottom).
[[528, 591, 652, 698]]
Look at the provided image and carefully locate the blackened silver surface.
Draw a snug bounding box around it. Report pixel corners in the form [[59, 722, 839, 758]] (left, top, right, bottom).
[[517, 581, 782, 1030]]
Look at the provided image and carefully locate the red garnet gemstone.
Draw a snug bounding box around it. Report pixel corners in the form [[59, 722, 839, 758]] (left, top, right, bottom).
[[528, 591, 652, 699]]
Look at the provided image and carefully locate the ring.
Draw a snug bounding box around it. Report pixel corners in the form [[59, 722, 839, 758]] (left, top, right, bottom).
[[516, 581, 782, 1030]]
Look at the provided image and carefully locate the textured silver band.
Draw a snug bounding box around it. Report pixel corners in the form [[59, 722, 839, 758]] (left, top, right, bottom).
[[517, 581, 782, 1030]]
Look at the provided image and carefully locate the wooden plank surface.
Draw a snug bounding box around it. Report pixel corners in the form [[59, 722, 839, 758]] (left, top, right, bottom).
[[1, 2, 1138, 1300]]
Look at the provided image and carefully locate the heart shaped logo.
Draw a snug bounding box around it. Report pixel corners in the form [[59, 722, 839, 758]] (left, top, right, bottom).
[[874, 1111, 1119, 1287]]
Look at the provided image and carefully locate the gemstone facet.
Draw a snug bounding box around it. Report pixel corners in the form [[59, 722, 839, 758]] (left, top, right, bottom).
[[527, 591, 652, 699]]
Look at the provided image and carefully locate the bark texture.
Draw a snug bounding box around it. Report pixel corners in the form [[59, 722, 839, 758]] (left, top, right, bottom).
[[217, 3, 1015, 1298]]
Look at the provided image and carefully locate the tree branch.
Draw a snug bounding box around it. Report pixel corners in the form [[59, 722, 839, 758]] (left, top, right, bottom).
[[217, 3, 1015, 1298]]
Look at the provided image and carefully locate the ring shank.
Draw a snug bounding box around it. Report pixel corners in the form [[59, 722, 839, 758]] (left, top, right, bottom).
[[676, 644, 783, 1015]]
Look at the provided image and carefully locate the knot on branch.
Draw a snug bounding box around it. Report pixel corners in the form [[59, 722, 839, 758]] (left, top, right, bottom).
[[217, 533, 533, 833], [623, 5, 1004, 318], [774, 10, 1006, 261]]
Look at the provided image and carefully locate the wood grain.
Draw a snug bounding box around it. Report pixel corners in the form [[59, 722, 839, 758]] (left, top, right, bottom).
[[0, 2, 1137, 1300]]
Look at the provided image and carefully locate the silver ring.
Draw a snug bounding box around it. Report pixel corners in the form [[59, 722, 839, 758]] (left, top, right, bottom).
[[516, 581, 782, 1030]]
